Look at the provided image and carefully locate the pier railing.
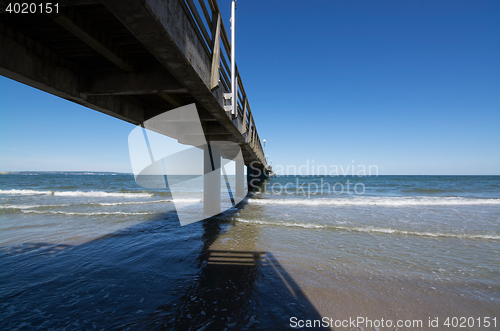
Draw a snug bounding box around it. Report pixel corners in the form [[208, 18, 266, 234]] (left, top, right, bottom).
[[178, 0, 266, 165]]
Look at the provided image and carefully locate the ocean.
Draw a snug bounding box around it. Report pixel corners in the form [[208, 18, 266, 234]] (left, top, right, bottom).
[[1, 174, 499, 330]]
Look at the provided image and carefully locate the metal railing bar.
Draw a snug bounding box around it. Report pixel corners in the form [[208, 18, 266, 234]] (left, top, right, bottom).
[[207, 0, 218, 16], [220, 24, 231, 62], [198, 0, 212, 27], [220, 51, 231, 80], [186, 0, 211, 48], [219, 69, 229, 91], [220, 67, 230, 91], [178, 0, 211, 58]]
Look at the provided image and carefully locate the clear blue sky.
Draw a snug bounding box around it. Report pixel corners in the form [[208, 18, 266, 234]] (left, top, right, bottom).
[[1, 0, 499, 174]]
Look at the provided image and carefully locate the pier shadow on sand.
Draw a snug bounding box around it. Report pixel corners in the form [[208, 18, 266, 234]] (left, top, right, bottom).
[[0, 200, 324, 330]]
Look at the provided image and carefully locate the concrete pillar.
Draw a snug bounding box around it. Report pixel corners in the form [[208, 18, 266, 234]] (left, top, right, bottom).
[[246, 163, 260, 192], [235, 158, 245, 198], [204, 144, 221, 215], [246, 165, 252, 191]]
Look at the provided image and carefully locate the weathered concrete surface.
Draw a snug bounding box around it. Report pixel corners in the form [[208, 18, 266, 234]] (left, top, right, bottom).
[[0, 23, 146, 124], [85, 71, 188, 95]]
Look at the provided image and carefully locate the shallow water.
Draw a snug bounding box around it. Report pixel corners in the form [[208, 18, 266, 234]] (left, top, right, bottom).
[[1, 174, 499, 330]]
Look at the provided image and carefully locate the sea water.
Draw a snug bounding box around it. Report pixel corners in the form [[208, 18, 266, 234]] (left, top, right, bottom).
[[1, 174, 499, 329], [244, 175, 500, 283]]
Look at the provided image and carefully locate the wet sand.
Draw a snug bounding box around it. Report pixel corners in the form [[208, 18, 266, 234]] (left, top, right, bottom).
[[283, 266, 499, 330], [210, 219, 500, 330]]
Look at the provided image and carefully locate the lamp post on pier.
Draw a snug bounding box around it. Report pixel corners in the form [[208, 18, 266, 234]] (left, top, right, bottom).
[[230, 0, 236, 115], [263, 139, 267, 164]]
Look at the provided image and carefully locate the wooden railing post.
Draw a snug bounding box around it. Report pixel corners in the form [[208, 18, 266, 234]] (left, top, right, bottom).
[[210, 11, 221, 91], [241, 97, 247, 134]]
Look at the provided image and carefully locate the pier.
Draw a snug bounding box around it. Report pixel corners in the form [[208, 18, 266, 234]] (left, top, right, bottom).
[[0, 0, 270, 213]]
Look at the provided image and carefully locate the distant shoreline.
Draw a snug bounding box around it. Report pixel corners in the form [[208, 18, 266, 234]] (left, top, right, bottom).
[[0, 171, 133, 175], [1, 172, 499, 177]]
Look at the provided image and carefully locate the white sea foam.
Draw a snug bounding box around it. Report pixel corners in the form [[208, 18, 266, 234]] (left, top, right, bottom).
[[0, 189, 153, 198], [236, 219, 500, 240], [21, 210, 153, 216], [0, 189, 51, 195], [0, 200, 171, 212], [99, 199, 171, 206], [0, 204, 68, 209], [249, 197, 500, 206], [237, 219, 326, 229], [172, 198, 203, 204], [54, 191, 152, 198]]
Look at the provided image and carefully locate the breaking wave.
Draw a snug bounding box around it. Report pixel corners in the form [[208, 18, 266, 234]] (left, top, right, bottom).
[[249, 197, 500, 206], [21, 210, 153, 216], [236, 219, 500, 240], [98, 199, 172, 206], [0, 189, 153, 198]]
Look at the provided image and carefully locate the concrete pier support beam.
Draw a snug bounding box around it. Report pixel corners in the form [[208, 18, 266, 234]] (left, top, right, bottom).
[[235, 158, 245, 198], [204, 144, 221, 215]]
